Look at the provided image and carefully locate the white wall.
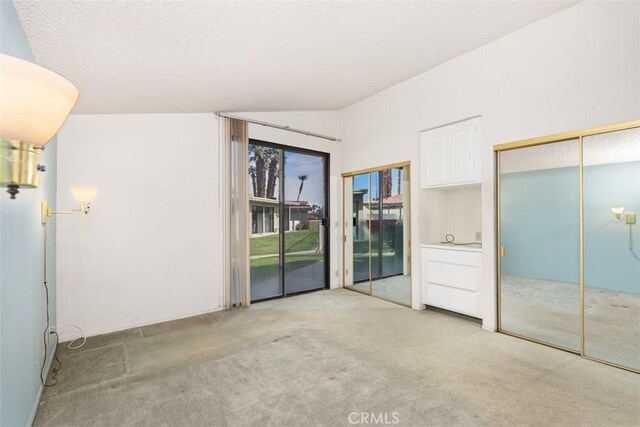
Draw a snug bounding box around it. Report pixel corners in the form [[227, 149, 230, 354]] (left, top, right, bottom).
[[420, 187, 482, 244], [56, 111, 341, 339], [56, 114, 221, 340], [339, 1, 640, 327]]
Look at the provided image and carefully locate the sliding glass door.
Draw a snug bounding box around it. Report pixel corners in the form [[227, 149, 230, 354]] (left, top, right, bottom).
[[248, 140, 329, 301], [283, 151, 327, 294], [343, 164, 411, 306]]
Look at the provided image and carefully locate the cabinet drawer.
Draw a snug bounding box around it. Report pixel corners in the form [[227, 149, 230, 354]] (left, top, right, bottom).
[[424, 248, 481, 267], [426, 261, 478, 291], [424, 283, 480, 317]]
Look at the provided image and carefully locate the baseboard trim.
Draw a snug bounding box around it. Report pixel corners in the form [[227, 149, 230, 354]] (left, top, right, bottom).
[[28, 341, 57, 427], [57, 306, 225, 343], [481, 322, 497, 332]]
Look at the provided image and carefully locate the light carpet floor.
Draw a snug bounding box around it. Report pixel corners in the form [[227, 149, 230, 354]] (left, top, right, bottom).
[[501, 274, 640, 370], [36, 289, 640, 426]]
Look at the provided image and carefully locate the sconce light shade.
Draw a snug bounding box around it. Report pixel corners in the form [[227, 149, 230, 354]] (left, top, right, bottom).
[[612, 206, 625, 220], [0, 53, 78, 146], [71, 187, 98, 203], [611, 207, 625, 215]]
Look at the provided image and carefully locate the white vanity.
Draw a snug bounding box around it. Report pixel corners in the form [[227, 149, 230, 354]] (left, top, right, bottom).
[[421, 244, 482, 318]]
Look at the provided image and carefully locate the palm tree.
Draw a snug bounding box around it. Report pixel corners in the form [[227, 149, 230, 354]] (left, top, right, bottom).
[[382, 169, 392, 198], [265, 148, 279, 199], [249, 144, 267, 197], [296, 175, 308, 201], [248, 165, 257, 196]]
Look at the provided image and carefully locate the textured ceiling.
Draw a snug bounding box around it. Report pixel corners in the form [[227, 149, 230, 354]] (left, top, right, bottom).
[[501, 127, 640, 173], [14, 0, 576, 114]]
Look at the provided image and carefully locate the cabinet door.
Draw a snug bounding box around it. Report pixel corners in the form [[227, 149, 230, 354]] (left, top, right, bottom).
[[420, 127, 449, 188], [450, 119, 480, 184]]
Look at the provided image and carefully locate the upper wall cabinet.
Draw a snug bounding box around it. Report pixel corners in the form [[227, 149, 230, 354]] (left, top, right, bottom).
[[420, 117, 481, 188]]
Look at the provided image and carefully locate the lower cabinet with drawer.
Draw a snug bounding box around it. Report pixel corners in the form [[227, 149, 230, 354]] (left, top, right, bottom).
[[421, 245, 482, 318]]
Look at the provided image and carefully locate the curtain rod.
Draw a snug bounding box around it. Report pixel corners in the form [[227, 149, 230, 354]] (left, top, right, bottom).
[[216, 112, 340, 142]]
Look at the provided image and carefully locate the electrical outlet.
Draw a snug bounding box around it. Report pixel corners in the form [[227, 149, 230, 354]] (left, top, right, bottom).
[[625, 213, 636, 225], [475, 231, 482, 241]]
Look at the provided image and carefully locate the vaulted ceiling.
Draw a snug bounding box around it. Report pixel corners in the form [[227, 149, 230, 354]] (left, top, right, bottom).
[[14, 0, 577, 114]]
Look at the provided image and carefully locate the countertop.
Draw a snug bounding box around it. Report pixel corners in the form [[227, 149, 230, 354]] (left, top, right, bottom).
[[421, 243, 483, 252]]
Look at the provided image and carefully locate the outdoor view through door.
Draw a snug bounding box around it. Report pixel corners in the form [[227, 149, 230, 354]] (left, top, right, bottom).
[[249, 140, 329, 301]]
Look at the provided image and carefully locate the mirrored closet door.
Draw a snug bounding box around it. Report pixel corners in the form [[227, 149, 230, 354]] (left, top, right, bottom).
[[497, 121, 640, 372], [583, 127, 640, 371], [498, 140, 581, 351], [343, 163, 411, 306]]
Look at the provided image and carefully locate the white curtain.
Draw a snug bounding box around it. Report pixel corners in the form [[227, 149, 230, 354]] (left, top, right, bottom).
[[222, 117, 250, 308]]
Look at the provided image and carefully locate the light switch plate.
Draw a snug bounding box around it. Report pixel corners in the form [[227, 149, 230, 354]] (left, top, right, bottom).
[[625, 213, 636, 225]]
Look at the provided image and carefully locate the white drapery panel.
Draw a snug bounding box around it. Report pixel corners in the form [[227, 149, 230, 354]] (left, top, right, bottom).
[[222, 117, 250, 308]]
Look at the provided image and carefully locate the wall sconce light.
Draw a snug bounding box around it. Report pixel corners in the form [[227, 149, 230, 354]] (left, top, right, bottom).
[[611, 206, 636, 225], [0, 54, 79, 199], [611, 207, 625, 220], [41, 187, 97, 224]]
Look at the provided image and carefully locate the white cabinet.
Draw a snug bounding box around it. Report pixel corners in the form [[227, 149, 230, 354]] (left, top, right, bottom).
[[450, 120, 479, 184], [420, 117, 481, 188], [421, 245, 482, 318], [421, 126, 448, 187]]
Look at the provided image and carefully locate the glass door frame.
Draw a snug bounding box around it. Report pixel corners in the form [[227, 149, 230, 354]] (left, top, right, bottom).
[[341, 161, 412, 307], [494, 119, 640, 373], [248, 138, 330, 302]]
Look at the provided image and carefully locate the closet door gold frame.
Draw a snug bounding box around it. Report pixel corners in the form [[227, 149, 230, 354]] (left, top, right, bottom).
[[494, 119, 640, 374], [341, 161, 412, 307]]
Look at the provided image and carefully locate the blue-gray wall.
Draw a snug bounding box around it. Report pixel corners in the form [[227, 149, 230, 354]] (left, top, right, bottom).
[[584, 161, 640, 292], [0, 1, 58, 425], [501, 161, 640, 293]]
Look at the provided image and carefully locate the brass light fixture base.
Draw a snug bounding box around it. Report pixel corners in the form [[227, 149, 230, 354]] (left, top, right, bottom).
[[0, 139, 43, 199], [41, 200, 91, 224], [41, 201, 52, 224]]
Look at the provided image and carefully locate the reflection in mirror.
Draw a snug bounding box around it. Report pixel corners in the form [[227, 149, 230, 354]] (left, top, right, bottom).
[[343, 166, 411, 306], [372, 167, 411, 305], [370, 171, 381, 282], [499, 139, 581, 351], [583, 127, 640, 371], [346, 173, 371, 295]]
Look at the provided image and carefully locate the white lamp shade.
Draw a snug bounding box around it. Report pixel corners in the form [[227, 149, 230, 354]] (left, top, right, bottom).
[[611, 207, 625, 215], [0, 54, 78, 146], [71, 187, 98, 203]]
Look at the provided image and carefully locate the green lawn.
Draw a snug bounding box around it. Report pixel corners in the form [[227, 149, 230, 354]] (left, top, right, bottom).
[[250, 253, 323, 279], [250, 229, 319, 256]]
